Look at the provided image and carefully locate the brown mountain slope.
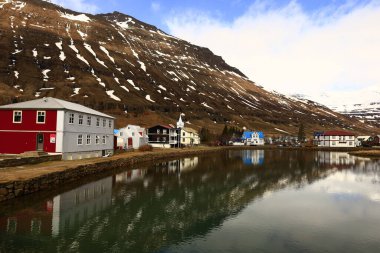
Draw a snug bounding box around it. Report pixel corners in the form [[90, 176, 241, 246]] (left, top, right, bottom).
[[0, 0, 378, 135]]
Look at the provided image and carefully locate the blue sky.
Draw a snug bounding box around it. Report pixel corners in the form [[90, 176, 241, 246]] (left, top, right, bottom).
[[55, 0, 380, 106], [58, 0, 369, 32]]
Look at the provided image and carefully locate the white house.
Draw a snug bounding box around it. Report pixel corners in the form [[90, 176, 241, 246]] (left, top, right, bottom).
[[180, 127, 200, 146], [116, 125, 148, 149], [0, 97, 114, 160], [355, 136, 371, 147], [314, 130, 355, 148]]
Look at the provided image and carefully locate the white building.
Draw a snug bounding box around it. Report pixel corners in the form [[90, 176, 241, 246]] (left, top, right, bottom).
[[314, 130, 355, 148], [116, 125, 148, 149], [176, 115, 200, 146], [180, 127, 200, 146], [355, 136, 371, 147]]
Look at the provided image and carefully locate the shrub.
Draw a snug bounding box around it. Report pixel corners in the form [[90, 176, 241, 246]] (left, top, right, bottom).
[[138, 144, 153, 152]]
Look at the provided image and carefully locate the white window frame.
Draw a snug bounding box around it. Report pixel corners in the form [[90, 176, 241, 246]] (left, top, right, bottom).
[[69, 113, 75, 124], [96, 118, 100, 127], [108, 120, 112, 128], [36, 111, 46, 124], [86, 134, 91, 145], [87, 116, 91, 126], [77, 134, 83, 145], [13, 110, 22, 123], [103, 119, 106, 127], [102, 135, 106, 144], [96, 135, 100, 145], [78, 114, 84, 125]]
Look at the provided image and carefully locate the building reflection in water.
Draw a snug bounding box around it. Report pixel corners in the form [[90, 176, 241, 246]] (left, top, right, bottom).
[[0, 177, 113, 237], [228, 150, 264, 166], [316, 152, 356, 167], [51, 177, 113, 236]]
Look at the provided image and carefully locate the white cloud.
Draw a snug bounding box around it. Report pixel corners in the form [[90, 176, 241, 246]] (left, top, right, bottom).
[[151, 2, 161, 12], [166, 1, 380, 106], [49, 0, 99, 14]]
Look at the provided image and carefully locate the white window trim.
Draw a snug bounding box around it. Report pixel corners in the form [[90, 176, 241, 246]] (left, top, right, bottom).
[[69, 113, 75, 125], [36, 111, 46, 124], [13, 110, 22, 124], [87, 116, 91, 126], [86, 134, 91, 145], [77, 134, 83, 145], [102, 135, 106, 145], [103, 119, 106, 128], [78, 114, 84, 125], [96, 118, 100, 127], [96, 135, 100, 145]]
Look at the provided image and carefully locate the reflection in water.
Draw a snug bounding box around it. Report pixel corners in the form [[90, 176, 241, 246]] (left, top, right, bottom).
[[0, 151, 380, 253]]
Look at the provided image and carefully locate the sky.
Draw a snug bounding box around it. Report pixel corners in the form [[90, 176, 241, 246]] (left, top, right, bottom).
[[51, 0, 380, 107]]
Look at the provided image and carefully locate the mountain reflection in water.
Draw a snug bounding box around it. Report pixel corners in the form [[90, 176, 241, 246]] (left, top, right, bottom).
[[0, 150, 379, 253]]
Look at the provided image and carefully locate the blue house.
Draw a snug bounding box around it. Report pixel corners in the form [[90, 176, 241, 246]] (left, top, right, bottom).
[[242, 131, 265, 146]]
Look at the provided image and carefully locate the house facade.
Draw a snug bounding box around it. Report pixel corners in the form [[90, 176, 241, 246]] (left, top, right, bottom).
[[116, 125, 148, 149], [0, 97, 114, 160], [242, 131, 265, 146], [147, 125, 179, 148], [355, 136, 371, 147], [314, 130, 355, 147], [180, 127, 200, 146]]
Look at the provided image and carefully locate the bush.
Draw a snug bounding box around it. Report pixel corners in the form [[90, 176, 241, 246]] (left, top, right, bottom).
[[138, 145, 153, 152]]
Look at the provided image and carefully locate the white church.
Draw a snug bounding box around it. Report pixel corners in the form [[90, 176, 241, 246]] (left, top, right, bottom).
[[177, 115, 201, 147]]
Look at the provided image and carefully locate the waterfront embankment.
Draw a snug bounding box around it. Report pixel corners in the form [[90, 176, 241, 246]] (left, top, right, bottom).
[[0, 146, 378, 202]]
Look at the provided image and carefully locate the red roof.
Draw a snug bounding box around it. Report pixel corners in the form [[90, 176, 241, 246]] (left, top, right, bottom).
[[322, 130, 355, 136]]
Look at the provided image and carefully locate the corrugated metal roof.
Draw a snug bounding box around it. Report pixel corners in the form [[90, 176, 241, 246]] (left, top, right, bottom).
[[0, 97, 114, 118], [242, 131, 264, 139], [322, 130, 355, 136]]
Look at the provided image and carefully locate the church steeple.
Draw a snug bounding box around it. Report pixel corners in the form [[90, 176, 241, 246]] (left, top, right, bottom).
[[177, 114, 184, 128]]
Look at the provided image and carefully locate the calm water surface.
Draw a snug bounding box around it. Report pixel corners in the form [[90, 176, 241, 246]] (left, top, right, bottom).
[[1, 150, 380, 253]]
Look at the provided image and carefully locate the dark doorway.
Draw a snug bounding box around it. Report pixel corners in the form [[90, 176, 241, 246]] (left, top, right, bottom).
[[36, 133, 44, 151]]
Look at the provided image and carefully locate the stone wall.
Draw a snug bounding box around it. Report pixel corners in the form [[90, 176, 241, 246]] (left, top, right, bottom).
[[0, 155, 62, 168]]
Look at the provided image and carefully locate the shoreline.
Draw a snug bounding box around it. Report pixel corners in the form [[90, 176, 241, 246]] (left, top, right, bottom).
[[0, 146, 379, 202]]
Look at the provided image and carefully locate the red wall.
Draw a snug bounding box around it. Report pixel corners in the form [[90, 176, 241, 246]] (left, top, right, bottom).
[[0, 110, 57, 131], [0, 110, 57, 154]]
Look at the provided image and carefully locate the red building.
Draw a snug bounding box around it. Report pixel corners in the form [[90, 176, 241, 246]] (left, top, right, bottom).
[[0, 97, 115, 159]]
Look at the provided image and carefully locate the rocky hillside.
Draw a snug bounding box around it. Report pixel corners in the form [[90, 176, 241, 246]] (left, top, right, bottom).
[[0, 0, 377, 135], [330, 102, 380, 128]]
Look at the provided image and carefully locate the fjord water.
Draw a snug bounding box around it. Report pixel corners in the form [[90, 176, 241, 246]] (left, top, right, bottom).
[[1, 150, 380, 253]]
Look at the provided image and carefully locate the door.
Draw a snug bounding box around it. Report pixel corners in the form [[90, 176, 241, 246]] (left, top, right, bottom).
[[36, 133, 44, 151]]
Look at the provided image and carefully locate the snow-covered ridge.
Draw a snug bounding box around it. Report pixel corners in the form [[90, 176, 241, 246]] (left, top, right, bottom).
[[59, 11, 91, 22]]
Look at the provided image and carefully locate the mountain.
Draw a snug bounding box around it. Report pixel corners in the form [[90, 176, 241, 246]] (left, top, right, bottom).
[[0, 0, 378, 135], [332, 102, 380, 128]]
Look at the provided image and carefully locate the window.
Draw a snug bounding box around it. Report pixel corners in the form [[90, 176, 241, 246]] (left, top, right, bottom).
[[96, 118, 100, 127], [163, 129, 167, 134], [87, 116, 91, 126], [96, 135, 100, 144], [78, 115, 83, 125], [69, 113, 74, 124], [86, 134, 91, 145], [157, 129, 160, 134], [132, 132, 135, 137], [183, 132, 185, 136], [108, 120, 112, 128], [120, 132, 123, 137], [183, 138, 185, 142], [13, 111, 22, 123], [77, 134, 83, 145], [102, 135, 106, 144], [35, 111, 46, 124], [103, 119, 106, 127], [163, 137, 166, 142]]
